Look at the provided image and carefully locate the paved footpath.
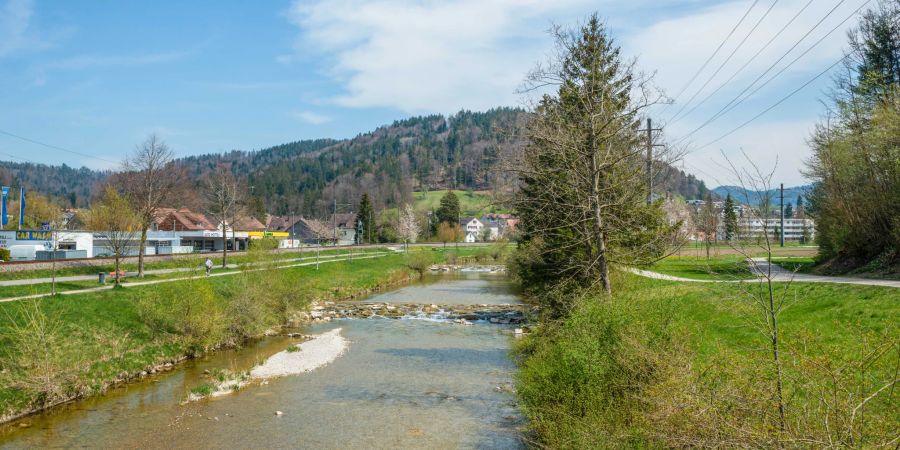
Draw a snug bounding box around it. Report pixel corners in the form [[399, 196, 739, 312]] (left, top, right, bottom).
[[0, 251, 381, 287], [0, 252, 391, 303], [628, 258, 900, 289]]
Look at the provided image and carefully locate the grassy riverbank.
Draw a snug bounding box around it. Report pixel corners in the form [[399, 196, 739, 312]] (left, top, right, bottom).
[[0, 247, 478, 423], [515, 272, 899, 448], [0, 247, 386, 281]]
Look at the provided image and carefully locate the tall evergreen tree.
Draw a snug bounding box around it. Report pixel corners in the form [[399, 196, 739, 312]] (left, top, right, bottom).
[[784, 202, 793, 219], [723, 193, 738, 241], [513, 14, 678, 296], [357, 193, 374, 244], [435, 191, 460, 227]]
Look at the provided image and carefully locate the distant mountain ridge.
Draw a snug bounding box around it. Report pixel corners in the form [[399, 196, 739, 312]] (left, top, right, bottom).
[[1, 108, 712, 215], [712, 185, 812, 205]]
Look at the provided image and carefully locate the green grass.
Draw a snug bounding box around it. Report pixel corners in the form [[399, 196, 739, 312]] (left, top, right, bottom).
[[649, 255, 754, 280], [0, 247, 387, 281], [769, 256, 817, 273], [0, 248, 466, 420], [412, 189, 509, 217], [189, 383, 217, 397], [515, 273, 899, 448]]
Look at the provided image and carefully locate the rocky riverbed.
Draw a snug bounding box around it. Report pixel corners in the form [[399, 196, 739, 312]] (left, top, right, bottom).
[[429, 264, 507, 272], [288, 300, 533, 327]]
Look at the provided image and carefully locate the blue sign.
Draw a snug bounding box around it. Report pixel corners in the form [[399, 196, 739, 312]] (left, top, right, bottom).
[[41, 222, 51, 231], [0, 186, 8, 227], [0, 186, 9, 227], [18, 188, 25, 228]]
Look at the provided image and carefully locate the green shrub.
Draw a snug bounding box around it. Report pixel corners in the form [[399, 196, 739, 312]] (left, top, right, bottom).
[[406, 252, 433, 277], [134, 279, 229, 353], [249, 237, 279, 251], [0, 247, 10, 261], [515, 284, 677, 448]]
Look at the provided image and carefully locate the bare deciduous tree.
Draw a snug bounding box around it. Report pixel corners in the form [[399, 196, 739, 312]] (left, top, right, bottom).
[[203, 166, 240, 268], [121, 134, 180, 277], [696, 191, 719, 260]]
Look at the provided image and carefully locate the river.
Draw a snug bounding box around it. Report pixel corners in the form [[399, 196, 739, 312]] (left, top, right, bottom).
[[0, 273, 525, 449]]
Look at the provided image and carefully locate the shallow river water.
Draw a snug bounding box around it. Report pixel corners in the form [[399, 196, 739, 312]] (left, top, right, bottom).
[[0, 273, 524, 449]]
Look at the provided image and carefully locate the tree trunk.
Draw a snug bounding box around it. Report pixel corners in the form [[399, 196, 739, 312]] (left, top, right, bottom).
[[114, 254, 120, 286], [138, 227, 148, 277], [591, 148, 612, 294], [222, 234, 228, 269], [767, 277, 787, 432]]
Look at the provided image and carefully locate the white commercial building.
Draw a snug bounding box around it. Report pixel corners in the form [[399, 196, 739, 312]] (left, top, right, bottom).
[[739, 218, 815, 242]]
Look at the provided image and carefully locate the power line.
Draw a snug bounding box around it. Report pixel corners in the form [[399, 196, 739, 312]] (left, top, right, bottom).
[[704, 0, 870, 126], [662, 0, 761, 113], [0, 129, 118, 165], [668, 0, 780, 124], [673, 0, 855, 146], [0, 150, 38, 165], [668, 0, 816, 127], [693, 52, 850, 152]]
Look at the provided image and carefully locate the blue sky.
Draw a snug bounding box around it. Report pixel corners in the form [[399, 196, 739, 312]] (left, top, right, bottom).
[[0, 0, 869, 185]]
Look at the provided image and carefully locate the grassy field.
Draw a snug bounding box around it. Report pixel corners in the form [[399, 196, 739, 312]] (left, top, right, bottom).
[[412, 189, 509, 217], [0, 247, 485, 421], [671, 242, 818, 258], [648, 255, 753, 280], [515, 272, 899, 448], [769, 256, 817, 273]]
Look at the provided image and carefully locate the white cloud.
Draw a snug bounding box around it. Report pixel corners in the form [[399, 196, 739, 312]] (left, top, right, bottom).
[[674, 118, 817, 187], [291, 110, 331, 125], [627, 0, 855, 104], [282, 0, 860, 185], [0, 0, 38, 57], [284, 0, 593, 113], [622, 0, 863, 187]]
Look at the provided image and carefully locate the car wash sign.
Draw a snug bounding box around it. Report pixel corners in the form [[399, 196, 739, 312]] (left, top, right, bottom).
[[15, 230, 53, 241]]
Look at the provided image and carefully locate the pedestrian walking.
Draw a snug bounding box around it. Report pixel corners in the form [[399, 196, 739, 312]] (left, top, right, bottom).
[[205, 257, 213, 276]]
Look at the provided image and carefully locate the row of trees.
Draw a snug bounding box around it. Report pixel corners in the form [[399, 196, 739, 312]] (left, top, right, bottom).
[[806, 1, 900, 269], [352, 190, 465, 248]]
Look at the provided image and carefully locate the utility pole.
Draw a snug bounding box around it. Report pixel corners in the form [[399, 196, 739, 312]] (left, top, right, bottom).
[[780, 183, 785, 247], [333, 198, 337, 247], [640, 118, 664, 205], [289, 211, 295, 250]]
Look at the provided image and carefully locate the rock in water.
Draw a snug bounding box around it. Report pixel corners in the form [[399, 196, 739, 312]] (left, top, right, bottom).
[[275, 411, 283, 416]]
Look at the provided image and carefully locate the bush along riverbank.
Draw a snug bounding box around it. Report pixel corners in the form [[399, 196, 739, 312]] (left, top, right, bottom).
[[0, 247, 478, 424], [512, 269, 899, 448]]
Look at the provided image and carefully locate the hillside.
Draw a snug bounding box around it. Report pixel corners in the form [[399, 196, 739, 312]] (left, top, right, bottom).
[[0, 162, 109, 207], [0, 108, 711, 215], [712, 185, 812, 206]]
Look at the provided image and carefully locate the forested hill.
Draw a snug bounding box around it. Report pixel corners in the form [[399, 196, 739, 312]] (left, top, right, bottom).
[[0, 107, 712, 214], [0, 162, 109, 207], [249, 108, 525, 215]]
